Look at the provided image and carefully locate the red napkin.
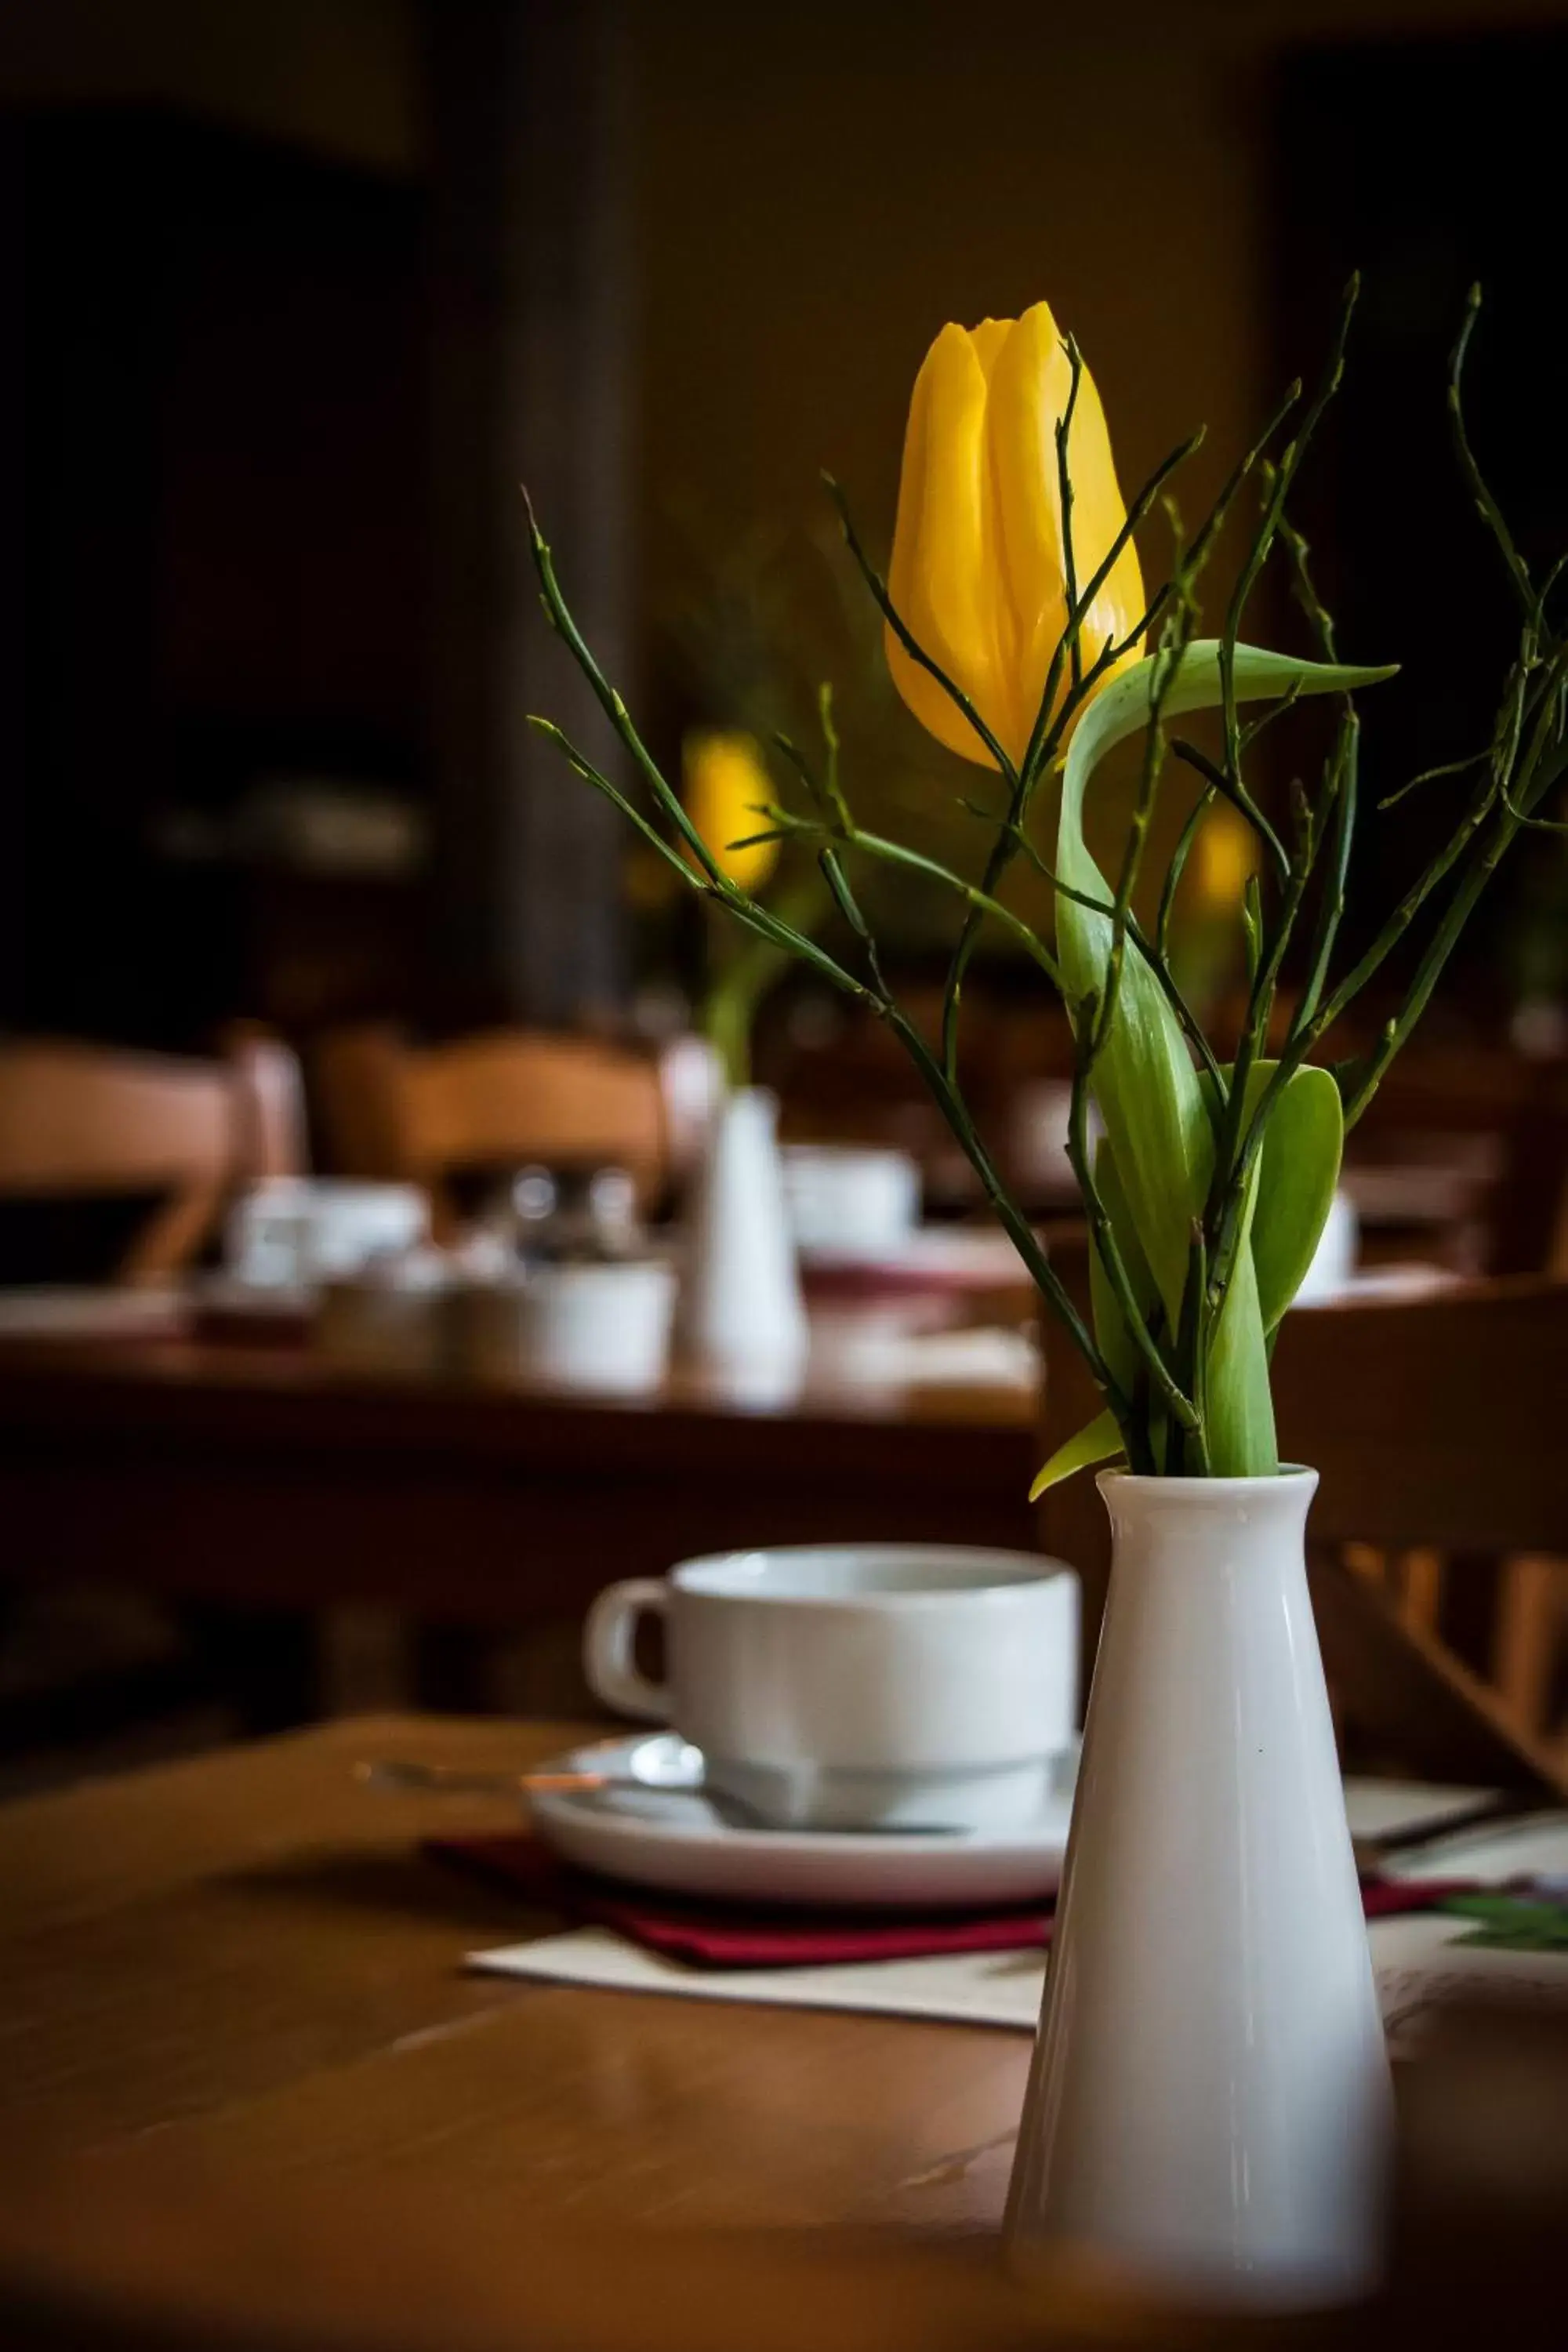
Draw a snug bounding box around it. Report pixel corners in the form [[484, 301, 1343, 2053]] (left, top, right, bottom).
[[428, 1832, 1475, 1970]]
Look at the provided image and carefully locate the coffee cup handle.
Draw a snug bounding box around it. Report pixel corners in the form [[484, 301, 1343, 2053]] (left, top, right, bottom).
[[583, 1579, 670, 1720]]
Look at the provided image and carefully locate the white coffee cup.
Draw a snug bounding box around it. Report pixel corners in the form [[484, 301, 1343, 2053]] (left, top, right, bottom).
[[1292, 1189, 1359, 1306], [516, 1258, 676, 1396], [781, 1145, 920, 1254], [227, 1178, 429, 1290], [583, 1544, 1079, 1831]]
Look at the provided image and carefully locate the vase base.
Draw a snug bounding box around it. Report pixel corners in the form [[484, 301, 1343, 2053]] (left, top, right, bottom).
[[1002, 2228, 1384, 2318]]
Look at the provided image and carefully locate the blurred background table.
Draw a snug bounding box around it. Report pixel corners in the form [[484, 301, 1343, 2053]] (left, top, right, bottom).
[[0, 1323, 1040, 1628]]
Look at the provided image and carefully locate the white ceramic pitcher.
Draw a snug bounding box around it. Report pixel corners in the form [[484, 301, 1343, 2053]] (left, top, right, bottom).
[[677, 1086, 808, 1382]]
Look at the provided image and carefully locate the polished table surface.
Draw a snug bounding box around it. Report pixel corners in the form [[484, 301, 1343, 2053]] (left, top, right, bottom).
[[0, 1328, 1040, 1621], [0, 1714, 1062, 2352]]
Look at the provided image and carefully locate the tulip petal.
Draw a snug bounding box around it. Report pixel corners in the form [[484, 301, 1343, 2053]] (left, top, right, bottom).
[[887, 325, 1007, 765], [968, 316, 1012, 382], [985, 306, 1145, 758], [1055, 361, 1147, 690], [985, 304, 1071, 757]]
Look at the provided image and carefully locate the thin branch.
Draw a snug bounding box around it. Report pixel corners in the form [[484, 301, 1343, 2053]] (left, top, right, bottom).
[[524, 490, 724, 890], [1017, 426, 1205, 786], [1240, 680, 1304, 752], [1212, 279, 1358, 897], [1293, 712, 1358, 1030], [1449, 285, 1534, 615], [815, 681, 851, 830], [961, 803, 1228, 1099], [1174, 1221, 1211, 1476], [1219, 276, 1359, 772], [810, 823, 1066, 994], [1377, 746, 1492, 812], [528, 718, 697, 880], [1156, 788, 1215, 959], [884, 1007, 1129, 1418], [1270, 485, 1338, 663], [1056, 334, 1085, 693], [1171, 739, 1290, 882], [1340, 666, 1568, 1119], [1179, 373, 1304, 590], [821, 475, 1017, 779]]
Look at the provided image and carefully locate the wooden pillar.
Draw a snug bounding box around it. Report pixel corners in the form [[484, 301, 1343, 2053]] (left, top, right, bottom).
[[426, 0, 631, 1029]]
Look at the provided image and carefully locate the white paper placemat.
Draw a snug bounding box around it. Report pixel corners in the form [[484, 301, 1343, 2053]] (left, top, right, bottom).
[[473, 1912, 1568, 2054]]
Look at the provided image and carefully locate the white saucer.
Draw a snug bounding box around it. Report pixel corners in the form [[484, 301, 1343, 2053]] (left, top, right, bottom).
[[528, 1734, 1079, 1910]]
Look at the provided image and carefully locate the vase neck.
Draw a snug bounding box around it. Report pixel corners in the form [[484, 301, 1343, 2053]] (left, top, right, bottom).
[[717, 1084, 779, 1133], [1097, 1468, 1317, 1576]]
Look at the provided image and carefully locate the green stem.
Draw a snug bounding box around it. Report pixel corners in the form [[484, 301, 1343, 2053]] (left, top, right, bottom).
[[1057, 336, 1085, 695], [1063, 991, 1202, 1437], [1448, 285, 1534, 615], [1293, 713, 1358, 1032]]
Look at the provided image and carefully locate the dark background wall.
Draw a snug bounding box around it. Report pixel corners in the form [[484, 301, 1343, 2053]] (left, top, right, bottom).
[[2, 0, 1565, 1046]]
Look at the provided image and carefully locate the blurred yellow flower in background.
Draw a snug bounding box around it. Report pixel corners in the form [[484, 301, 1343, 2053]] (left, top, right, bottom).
[[681, 730, 780, 890], [1190, 801, 1256, 912], [886, 301, 1144, 770]]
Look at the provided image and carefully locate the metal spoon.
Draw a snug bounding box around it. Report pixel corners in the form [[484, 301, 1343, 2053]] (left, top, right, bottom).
[[355, 1745, 701, 1802]]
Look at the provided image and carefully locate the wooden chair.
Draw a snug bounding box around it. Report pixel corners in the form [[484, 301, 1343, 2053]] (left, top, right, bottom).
[[0, 1033, 304, 1283], [1037, 1277, 1568, 1798], [314, 1025, 670, 1227], [1351, 1047, 1568, 1277]]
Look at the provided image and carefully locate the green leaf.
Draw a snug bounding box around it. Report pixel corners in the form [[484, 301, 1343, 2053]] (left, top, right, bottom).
[[1029, 1406, 1125, 1501], [1203, 1210, 1277, 1474], [1440, 1895, 1568, 1952], [1250, 1065, 1345, 1332], [1200, 1060, 1345, 1334], [1087, 1138, 1159, 1400], [1056, 640, 1392, 1475], [1056, 641, 1394, 1327]]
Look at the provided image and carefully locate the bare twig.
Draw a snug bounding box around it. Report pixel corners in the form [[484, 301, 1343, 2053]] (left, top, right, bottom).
[[821, 475, 1016, 779]]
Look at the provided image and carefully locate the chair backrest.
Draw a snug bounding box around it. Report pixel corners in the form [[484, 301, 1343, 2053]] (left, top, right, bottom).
[[1354, 1047, 1568, 1278], [0, 1033, 306, 1283], [314, 1025, 669, 1221], [1036, 1277, 1568, 1795]]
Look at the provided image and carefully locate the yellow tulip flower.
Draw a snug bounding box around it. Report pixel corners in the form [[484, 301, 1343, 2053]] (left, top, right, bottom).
[[887, 302, 1145, 769], [681, 730, 779, 891]]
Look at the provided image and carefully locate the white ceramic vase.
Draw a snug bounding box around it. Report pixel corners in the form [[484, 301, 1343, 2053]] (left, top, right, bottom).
[[677, 1086, 808, 1384], [1005, 1468, 1392, 2313]]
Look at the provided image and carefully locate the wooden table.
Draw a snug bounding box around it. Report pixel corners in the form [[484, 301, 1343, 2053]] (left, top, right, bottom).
[[0, 1334, 1039, 1623], [0, 1715, 1054, 2352]]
